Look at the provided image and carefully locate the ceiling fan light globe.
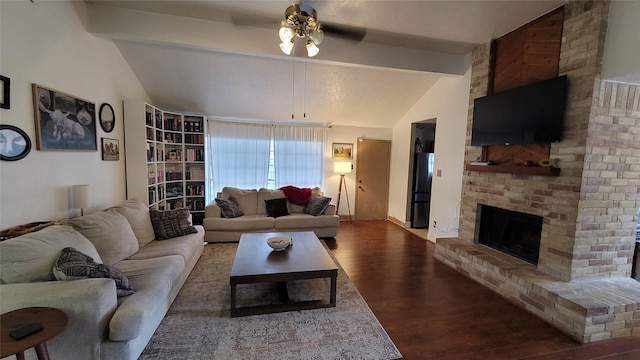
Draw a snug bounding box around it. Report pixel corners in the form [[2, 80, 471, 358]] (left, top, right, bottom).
[[280, 40, 294, 55], [279, 26, 294, 42], [306, 41, 319, 57], [309, 29, 324, 45]]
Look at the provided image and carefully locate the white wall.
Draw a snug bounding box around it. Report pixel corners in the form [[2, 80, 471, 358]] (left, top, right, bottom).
[[388, 68, 472, 242], [324, 125, 392, 216], [602, 0, 640, 84], [0, 1, 148, 229]]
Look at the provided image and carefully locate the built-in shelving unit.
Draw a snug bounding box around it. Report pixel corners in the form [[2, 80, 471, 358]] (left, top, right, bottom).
[[124, 101, 206, 224]]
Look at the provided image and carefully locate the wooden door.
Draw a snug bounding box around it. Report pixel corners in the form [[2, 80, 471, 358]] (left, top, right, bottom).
[[355, 139, 391, 220]]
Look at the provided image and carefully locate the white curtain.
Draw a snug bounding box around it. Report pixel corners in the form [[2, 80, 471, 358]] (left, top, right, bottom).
[[273, 125, 326, 189], [206, 121, 271, 200]]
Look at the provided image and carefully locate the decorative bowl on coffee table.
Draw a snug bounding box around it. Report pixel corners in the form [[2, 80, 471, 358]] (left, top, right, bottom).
[[266, 236, 291, 251]]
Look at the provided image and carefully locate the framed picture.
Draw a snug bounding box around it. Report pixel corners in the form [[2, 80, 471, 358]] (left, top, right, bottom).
[[32, 84, 97, 151], [99, 103, 115, 133], [0, 125, 31, 161], [101, 138, 119, 161], [332, 142, 353, 159], [0, 76, 9, 109]]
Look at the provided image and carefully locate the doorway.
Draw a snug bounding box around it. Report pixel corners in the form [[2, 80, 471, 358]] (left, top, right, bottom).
[[355, 139, 391, 220], [408, 120, 436, 229]]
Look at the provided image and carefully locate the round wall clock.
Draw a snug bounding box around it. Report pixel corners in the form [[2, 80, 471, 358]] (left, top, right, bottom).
[[0, 124, 31, 161], [99, 103, 115, 133]]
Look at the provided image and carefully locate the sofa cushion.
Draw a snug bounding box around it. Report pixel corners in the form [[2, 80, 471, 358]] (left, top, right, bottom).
[[0, 225, 102, 283], [257, 188, 286, 215], [111, 255, 184, 341], [290, 187, 324, 213], [128, 226, 204, 265], [215, 197, 244, 218], [108, 198, 156, 247], [203, 215, 275, 231], [149, 208, 198, 239], [53, 247, 134, 297], [280, 185, 312, 205], [264, 198, 290, 218], [303, 196, 332, 216], [222, 187, 258, 215], [61, 209, 139, 266], [275, 213, 341, 230]]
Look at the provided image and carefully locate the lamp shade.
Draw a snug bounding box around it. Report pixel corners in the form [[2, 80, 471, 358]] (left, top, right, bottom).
[[280, 40, 294, 55], [72, 184, 90, 209], [306, 40, 319, 57], [334, 162, 351, 174]]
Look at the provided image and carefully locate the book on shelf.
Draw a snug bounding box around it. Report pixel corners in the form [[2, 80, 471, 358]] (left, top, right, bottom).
[[185, 148, 204, 162], [186, 168, 205, 181]]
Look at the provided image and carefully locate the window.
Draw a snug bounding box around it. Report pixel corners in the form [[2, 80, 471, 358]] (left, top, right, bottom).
[[206, 121, 326, 201]]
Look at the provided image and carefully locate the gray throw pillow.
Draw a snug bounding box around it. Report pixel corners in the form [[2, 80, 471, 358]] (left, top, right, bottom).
[[53, 247, 134, 297], [303, 196, 332, 216], [149, 208, 198, 240], [215, 196, 244, 218], [264, 198, 290, 218]]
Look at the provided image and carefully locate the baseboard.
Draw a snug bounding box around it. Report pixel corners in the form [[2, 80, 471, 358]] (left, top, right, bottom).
[[387, 216, 405, 228]]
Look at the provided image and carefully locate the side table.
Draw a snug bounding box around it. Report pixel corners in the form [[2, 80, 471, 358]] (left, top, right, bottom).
[[1, 307, 68, 360]]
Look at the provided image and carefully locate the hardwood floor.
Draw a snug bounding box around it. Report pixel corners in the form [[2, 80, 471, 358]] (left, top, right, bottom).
[[325, 220, 640, 360]]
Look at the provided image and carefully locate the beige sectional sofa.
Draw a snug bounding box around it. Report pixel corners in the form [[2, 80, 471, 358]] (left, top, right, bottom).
[[203, 187, 340, 242], [0, 199, 204, 360]]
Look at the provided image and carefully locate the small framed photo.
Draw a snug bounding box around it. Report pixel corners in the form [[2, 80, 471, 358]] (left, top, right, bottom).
[[0, 76, 9, 109], [99, 103, 115, 133], [32, 84, 97, 151], [101, 138, 119, 161], [332, 142, 353, 159], [0, 125, 31, 161]]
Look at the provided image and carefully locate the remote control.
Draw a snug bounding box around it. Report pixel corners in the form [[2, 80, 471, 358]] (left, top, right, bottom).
[[9, 322, 43, 340]]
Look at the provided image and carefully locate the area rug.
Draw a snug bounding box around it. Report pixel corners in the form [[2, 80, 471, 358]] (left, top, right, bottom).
[[140, 243, 402, 360]]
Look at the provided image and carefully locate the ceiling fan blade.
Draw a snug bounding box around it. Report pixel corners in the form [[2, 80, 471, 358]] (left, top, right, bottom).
[[322, 23, 367, 42]]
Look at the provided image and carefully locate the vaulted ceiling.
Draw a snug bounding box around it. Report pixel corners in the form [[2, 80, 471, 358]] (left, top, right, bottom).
[[85, 0, 566, 128]]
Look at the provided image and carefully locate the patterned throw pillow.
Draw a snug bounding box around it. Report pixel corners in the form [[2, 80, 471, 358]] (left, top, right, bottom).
[[264, 198, 290, 218], [149, 208, 198, 240], [303, 196, 332, 216], [215, 197, 244, 218], [53, 247, 134, 297]]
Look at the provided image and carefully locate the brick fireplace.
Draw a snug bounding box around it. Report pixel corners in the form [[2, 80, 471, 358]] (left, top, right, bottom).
[[435, 1, 640, 343]]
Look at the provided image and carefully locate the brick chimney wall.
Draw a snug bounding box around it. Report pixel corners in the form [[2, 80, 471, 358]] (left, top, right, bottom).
[[459, 0, 639, 282]]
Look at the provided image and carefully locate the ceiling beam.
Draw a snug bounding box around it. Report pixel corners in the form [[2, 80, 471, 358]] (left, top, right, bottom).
[[85, 3, 470, 75]]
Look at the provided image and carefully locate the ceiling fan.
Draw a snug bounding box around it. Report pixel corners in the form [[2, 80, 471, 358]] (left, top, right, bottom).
[[277, 3, 366, 57]]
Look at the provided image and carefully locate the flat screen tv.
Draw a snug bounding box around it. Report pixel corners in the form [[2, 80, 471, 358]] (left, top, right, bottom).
[[471, 75, 568, 146]]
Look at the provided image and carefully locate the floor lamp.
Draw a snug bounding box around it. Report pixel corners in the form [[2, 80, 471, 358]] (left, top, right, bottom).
[[334, 162, 352, 221]]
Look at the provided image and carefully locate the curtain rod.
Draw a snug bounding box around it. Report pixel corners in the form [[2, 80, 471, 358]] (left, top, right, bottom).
[[207, 116, 331, 128]]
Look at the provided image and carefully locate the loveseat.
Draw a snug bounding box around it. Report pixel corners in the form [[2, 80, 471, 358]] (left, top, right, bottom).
[[0, 199, 204, 360], [203, 187, 340, 242]]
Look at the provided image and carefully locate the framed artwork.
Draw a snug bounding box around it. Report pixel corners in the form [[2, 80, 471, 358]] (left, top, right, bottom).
[[101, 138, 119, 161], [32, 84, 97, 151], [0, 76, 9, 109], [0, 125, 31, 161], [99, 103, 115, 133], [332, 142, 353, 159]]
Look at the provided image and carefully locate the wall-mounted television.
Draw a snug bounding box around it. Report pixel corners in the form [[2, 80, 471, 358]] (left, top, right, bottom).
[[471, 75, 568, 146]]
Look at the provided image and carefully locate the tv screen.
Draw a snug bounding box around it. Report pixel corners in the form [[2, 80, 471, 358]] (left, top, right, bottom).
[[471, 75, 568, 146]]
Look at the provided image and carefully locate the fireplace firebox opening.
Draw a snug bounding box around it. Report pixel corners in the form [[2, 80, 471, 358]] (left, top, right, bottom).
[[474, 204, 543, 265]]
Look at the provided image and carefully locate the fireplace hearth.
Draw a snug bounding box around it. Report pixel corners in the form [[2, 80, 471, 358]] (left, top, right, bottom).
[[474, 204, 542, 264]]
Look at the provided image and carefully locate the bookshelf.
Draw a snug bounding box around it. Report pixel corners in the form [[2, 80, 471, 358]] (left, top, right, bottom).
[[124, 101, 206, 225]]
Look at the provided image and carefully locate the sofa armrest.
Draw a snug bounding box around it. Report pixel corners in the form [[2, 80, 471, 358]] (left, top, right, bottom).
[[0, 279, 118, 359], [324, 203, 337, 215], [205, 202, 222, 218]]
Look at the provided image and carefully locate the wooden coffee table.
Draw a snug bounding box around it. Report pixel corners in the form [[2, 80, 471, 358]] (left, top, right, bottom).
[[230, 231, 338, 317], [1, 307, 68, 360]]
